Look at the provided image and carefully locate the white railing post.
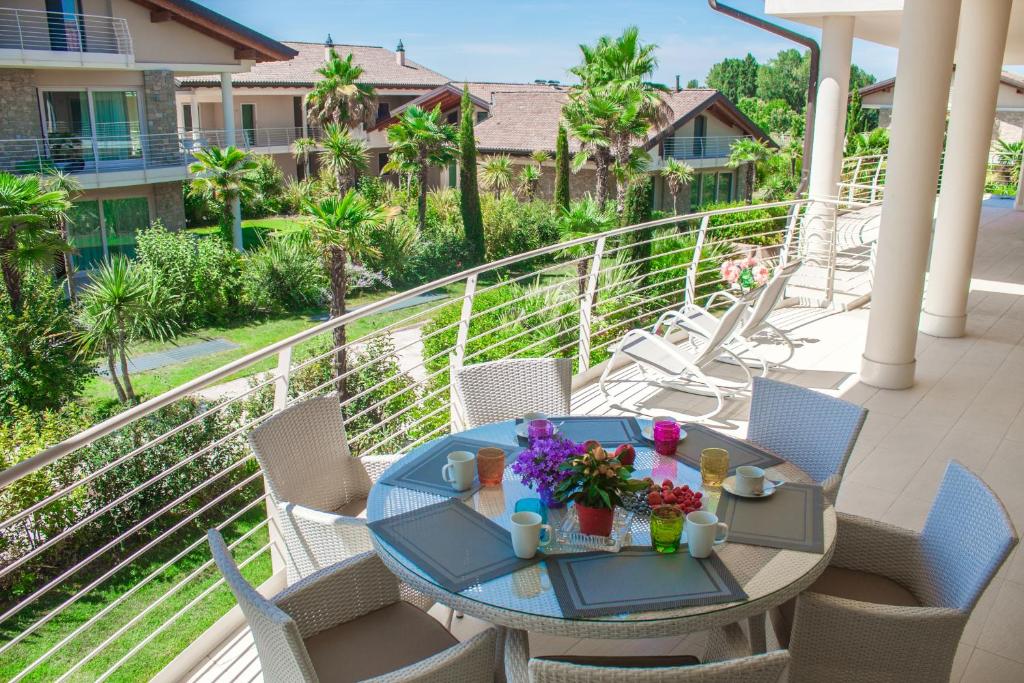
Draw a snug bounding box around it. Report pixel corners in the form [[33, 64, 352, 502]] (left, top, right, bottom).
[[577, 237, 606, 374], [847, 157, 863, 203], [448, 274, 477, 431], [273, 346, 292, 412], [685, 216, 710, 306], [870, 156, 884, 202], [780, 203, 801, 265], [15, 10, 24, 50]]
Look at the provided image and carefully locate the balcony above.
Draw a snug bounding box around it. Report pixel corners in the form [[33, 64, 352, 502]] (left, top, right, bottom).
[[659, 135, 750, 168], [0, 7, 133, 68], [187, 126, 323, 154], [0, 127, 189, 189]]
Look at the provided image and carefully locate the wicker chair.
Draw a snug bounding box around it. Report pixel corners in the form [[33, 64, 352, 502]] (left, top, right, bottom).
[[454, 358, 572, 428], [747, 376, 867, 502], [775, 461, 1018, 682], [248, 395, 402, 584], [208, 531, 496, 683]]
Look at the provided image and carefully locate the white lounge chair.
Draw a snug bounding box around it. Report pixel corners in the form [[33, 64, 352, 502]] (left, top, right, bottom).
[[599, 297, 754, 421], [654, 260, 803, 370]]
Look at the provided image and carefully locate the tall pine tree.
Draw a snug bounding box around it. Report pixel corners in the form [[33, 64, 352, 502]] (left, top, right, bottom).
[[458, 85, 485, 262], [554, 125, 571, 212]]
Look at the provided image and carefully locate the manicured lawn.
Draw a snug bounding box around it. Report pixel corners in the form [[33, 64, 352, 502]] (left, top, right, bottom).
[[81, 285, 463, 408], [186, 216, 309, 250]]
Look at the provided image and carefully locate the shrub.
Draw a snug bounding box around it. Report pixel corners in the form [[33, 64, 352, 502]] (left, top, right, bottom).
[[482, 195, 558, 260], [134, 223, 243, 327], [0, 269, 91, 417], [698, 201, 790, 246], [239, 235, 327, 313], [242, 154, 287, 218], [183, 183, 219, 227], [366, 217, 421, 286]]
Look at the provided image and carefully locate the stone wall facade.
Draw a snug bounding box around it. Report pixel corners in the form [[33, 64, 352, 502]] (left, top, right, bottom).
[[152, 181, 186, 231], [143, 70, 178, 136], [993, 111, 1024, 144], [0, 69, 41, 140]]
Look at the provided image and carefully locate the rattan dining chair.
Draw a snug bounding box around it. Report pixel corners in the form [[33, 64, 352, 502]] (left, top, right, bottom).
[[774, 461, 1017, 682], [248, 395, 404, 584], [747, 377, 867, 502], [454, 357, 572, 428], [208, 531, 496, 683]]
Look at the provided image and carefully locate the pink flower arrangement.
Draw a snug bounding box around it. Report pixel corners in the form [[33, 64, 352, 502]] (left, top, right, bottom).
[[720, 256, 771, 290]]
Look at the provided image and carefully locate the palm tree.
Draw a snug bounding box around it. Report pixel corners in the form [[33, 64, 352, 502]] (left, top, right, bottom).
[[660, 158, 694, 214], [384, 105, 458, 231], [42, 170, 82, 301], [74, 256, 178, 404], [518, 165, 541, 199], [188, 146, 258, 251], [557, 198, 617, 297], [562, 94, 613, 207], [292, 136, 318, 178], [994, 140, 1023, 186], [480, 155, 514, 197], [0, 172, 71, 315], [844, 128, 890, 158], [306, 49, 377, 128], [320, 123, 369, 195], [302, 190, 387, 400], [728, 138, 772, 200]]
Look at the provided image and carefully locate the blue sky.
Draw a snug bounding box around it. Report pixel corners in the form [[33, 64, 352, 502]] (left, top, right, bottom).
[[204, 0, 906, 85]]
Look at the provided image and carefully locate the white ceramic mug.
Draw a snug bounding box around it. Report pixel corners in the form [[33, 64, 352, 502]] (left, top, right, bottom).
[[509, 511, 553, 559], [523, 411, 547, 423], [441, 451, 476, 491], [686, 510, 729, 558], [735, 465, 765, 496]]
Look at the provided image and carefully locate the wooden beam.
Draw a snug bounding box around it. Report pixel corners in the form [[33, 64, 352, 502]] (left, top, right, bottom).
[[150, 9, 173, 22], [234, 48, 262, 60]]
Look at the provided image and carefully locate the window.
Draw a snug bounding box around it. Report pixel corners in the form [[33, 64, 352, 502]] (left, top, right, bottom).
[[690, 173, 709, 211], [42, 89, 143, 168], [241, 104, 256, 146], [378, 152, 390, 175], [182, 104, 193, 132], [67, 197, 151, 269], [45, 0, 85, 52], [717, 172, 733, 203], [448, 162, 457, 188], [446, 111, 458, 124], [376, 102, 391, 122], [476, 111, 489, 123]]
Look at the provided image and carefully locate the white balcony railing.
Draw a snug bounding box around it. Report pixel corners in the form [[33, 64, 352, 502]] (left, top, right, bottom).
[[662, 135, 750, 161], [0, 7, 132, 56], [186, 126, 324, 152], [0, 126, 191, 176], [0, 173, 885, 679]]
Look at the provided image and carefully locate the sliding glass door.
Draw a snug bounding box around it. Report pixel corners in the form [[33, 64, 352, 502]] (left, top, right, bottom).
[[67, 197, 151, 269], [41, 88, 143, 171]]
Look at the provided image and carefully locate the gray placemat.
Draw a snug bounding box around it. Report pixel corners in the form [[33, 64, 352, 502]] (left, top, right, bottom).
[[673, 423, 785, 473], [379, 436, 523, 499], [715, 482, 825, 553], [368, 499, 543, 592], [517, 416, 644, 447], [545, 547, 747, 618]]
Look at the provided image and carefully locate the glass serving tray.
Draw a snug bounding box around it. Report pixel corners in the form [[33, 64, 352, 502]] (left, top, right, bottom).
[[554, 505, 635, 553]]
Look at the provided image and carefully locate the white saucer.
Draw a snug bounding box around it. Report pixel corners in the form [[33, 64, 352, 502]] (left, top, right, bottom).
[[516, 422, 560, 439], [722, 475, 781, 498], [640, 421, 687, 443]]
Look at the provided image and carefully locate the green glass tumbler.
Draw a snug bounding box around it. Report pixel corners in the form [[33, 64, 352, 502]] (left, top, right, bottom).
[[650, 505, 684, 554]]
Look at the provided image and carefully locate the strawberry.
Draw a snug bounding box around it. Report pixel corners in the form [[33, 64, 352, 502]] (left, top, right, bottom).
[[661, 479, 674, 489], [647, 492, 663, 506], [614, 444, 636, 467]]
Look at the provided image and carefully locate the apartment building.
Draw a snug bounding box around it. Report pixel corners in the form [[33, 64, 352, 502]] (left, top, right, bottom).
[[0, 0, 294, 270], [175, 39, 449, 180], [373, 81, 773, 208]]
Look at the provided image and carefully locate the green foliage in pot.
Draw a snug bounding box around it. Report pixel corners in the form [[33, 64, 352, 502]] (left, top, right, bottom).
[[553, 443, 647, 509]]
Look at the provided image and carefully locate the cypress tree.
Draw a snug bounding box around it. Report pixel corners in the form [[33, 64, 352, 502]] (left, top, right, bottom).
[[624, 176, 655, 273], [459, 85, 485, 263], [554, 125, 571, 212]]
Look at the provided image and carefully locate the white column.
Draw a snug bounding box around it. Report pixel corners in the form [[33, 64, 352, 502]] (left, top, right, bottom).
[[190, 89, 201, 136], [220, 72, 243, 252], [860, 0, 962, 390], [801, 16, 854, 281], [921, 0, 1012, 338], [808, 15, 855, 202]]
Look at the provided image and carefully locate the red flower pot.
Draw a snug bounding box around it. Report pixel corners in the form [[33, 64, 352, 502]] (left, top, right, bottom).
[[576, 503, 615, 537]]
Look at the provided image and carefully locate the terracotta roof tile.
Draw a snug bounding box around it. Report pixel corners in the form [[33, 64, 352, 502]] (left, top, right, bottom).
[[178, 41, 449, 88]]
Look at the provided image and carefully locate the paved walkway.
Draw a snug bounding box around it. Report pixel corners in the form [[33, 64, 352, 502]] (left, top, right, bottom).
[[96, 338, 238, 376]]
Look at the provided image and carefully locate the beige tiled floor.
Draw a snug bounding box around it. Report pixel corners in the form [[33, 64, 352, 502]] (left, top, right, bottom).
[[183, 198, 1024, 682]]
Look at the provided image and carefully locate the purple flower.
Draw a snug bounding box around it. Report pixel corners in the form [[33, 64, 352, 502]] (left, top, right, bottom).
[[512, 436, 585, 495]]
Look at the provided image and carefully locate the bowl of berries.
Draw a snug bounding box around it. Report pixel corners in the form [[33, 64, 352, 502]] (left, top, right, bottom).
[[623, 478, 704, 517]]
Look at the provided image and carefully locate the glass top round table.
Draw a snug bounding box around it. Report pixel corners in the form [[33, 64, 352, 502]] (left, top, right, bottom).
[[367, 419, 836, 639]]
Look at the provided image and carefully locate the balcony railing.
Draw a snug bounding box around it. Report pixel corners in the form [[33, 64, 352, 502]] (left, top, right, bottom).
[[186, 126, 324, 152], [0, 182, 885, 680], [662, 135, 750, 161], [0, 127, 190, 177], [0, 7, 132, 56]]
